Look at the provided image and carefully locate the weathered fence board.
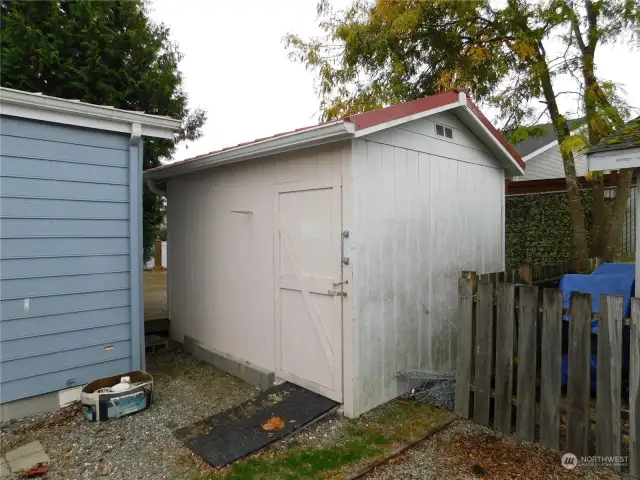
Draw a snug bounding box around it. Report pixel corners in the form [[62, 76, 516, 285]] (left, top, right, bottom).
[[539, 288, 562, 449], [631, 298, 640, 477], [474, 278, 494, 427], [455, 277, 473, 418], [516, 285, 538, 441], [494, 283, 515, 434], [566, 292, 592, 457], [596, 294, 623, 465]]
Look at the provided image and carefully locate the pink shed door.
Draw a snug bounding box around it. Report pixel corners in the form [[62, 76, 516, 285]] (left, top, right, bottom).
[[274, 179, 343, 402]]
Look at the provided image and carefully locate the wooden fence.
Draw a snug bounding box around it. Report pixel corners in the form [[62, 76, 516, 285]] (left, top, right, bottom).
[[455, 272, 640, 476]]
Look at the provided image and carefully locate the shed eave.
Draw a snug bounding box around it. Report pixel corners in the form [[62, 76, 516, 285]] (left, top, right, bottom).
[[0, 87, 181, 139], [144, 120, 355, 180], [587, 147, 640, 171]]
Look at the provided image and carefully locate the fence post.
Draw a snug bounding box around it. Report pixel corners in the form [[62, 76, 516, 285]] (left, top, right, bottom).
[[455, 275, 474, 418], [596, 294, 623, 467], [154, 239, 162, 270], [494, 282, 514, 434], [516, 285, 538, 441], [474, 277, 493, 427], [566, 292, 592, 457], [539, 288, 562, 450], [631, 298, 640, 477]]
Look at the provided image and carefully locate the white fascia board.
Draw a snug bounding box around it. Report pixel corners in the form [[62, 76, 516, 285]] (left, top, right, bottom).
[[522, 124, 587, 162], [522, 140, 559, 162], [353, 101, 462, 138], [0, 87, 181, 139], [457, 106, 525, 176], [587, 147, 640, 171], [145, 120, 355, 180]]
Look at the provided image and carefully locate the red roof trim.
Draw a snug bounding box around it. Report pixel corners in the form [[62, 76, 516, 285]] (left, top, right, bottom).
[[344, 90, 461, 131], [145, 90, 524, 175], [466, 97, 525, 170]]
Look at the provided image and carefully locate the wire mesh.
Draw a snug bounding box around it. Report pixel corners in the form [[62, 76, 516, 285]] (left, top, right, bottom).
[[399, 370, 456, 409]]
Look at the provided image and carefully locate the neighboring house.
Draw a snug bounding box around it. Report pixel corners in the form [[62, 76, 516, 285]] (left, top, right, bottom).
[[587, 116, 640, 293], [511, 118, 587, 181], [0, 88, 181, 420], [145, 90, 525, 417]]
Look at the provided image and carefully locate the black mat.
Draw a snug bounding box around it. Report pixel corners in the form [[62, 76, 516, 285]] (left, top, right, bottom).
[[174, 382, 339, 467]]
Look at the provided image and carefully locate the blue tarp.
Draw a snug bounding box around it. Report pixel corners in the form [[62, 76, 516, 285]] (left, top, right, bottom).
[[558, 263, 634, 392], [559, 273, 635, 330]]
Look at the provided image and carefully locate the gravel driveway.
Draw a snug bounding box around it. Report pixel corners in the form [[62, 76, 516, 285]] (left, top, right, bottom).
[[0, 348, 257, 479]]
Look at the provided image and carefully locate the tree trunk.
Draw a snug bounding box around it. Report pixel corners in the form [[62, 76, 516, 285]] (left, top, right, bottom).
[[591, 176, 606, 257], [534, 51, 589, 264], [603, 169, 633, 261]]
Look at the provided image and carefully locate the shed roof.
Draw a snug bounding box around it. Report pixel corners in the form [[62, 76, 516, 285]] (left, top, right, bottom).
[[145, 90, 525, 181], [0, 87, 181, 139], [587, 117, 640, 155]]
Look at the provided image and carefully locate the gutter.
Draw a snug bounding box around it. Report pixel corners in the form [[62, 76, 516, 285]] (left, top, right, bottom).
[[146, 178, 167, 197], [145, 120, 355, 181]]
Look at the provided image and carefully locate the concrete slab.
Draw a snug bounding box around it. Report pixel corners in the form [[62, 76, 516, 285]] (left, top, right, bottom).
[[6, 441, 50, 474], [8, 450, 49, 474], [5, 441, 43, 462], [0, 458, 11, 478]]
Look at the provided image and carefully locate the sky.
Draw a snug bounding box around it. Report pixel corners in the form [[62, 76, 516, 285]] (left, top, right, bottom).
[[148, 0, 640, 162]]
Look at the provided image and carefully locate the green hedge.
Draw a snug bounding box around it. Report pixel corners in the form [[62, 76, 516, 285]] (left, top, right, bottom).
[[506, 191, 594, 269]]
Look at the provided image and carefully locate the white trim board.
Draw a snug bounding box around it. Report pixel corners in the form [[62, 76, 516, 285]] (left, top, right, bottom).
[[0, 87, 181, 139]]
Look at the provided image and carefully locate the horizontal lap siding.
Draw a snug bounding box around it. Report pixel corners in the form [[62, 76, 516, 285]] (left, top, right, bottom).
[[0, 116, 133, 403], [351, 113, 504, 414]]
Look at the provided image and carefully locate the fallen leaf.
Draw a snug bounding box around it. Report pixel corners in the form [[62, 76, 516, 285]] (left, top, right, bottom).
[[262, 416, 285, 431], [21, 464, 50, 478], [268, 393, 283, 403]]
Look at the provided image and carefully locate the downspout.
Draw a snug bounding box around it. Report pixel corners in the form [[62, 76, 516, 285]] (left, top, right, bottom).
[[147, 178, 167, 197], [129, 122, 144, 371]]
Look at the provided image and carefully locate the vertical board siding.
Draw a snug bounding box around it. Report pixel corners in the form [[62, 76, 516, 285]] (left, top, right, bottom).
[[166, 143, 349, 380], [566, 292, 592, 457], [494, 283, 515, 434], [631, 298, 640, 477], [474, 279, 494, 426], [539, 288, 562, 449], [0, 116, 135, 403], [595, 294, 623, 464], [516, 285, 538, 441], [352, 112, 505, 415]]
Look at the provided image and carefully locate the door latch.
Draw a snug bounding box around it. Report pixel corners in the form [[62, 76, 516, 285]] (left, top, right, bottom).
[[328, 289, 347, 297], [342, 257, 350, 265]]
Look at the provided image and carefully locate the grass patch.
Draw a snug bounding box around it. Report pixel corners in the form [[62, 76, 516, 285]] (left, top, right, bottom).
[[195, 401, 453, 480]]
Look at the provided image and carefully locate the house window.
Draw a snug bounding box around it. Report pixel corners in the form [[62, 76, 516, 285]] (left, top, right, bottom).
[[436, 123, 453, 139]]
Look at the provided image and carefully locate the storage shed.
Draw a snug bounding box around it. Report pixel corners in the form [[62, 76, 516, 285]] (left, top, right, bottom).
[[0, 87, 181, 419], [145, 90, 525, 417]]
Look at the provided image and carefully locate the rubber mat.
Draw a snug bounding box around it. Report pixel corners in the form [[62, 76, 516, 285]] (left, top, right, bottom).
[[174, 382, 339, 467]]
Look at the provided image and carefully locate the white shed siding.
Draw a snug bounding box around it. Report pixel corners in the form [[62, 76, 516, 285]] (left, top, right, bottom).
[[514, 144, 587, 181], [166, 142, 350, 373], [348, 113, 504, 414]]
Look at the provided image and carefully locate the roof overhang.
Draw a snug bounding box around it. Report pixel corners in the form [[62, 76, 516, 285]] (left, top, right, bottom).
[[145, 90, 524, 181], [146, 120, 355, 180], [0, 87, 181, 139], [587, 147, 640, 172]]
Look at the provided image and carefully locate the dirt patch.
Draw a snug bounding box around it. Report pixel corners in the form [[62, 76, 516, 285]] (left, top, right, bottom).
[[365, 419, 627, 480]]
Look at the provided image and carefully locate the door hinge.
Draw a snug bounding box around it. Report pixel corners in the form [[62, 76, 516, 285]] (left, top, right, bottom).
[[342, 257, 350, 266], [328, 289, 347, 297], [342, 229, 350, 238]]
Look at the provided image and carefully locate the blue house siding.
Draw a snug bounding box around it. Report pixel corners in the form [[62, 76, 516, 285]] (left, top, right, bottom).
[[0, 116, 143, 404]]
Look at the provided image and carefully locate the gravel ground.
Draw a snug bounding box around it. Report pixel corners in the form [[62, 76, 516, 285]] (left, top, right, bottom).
[[0, 348, 257, 480], [364, 419, 629, 480]]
